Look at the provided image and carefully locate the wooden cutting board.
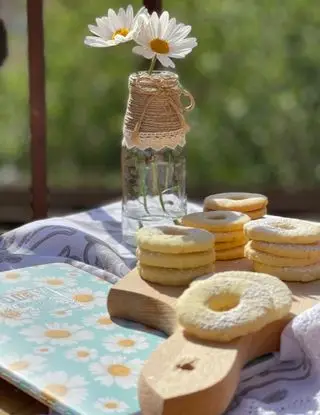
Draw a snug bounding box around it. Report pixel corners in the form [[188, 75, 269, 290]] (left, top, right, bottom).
[[107, 259, 320, 415]]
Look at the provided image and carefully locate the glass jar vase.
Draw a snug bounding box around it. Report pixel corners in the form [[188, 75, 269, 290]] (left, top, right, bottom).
[[121, 70, 194, 246], [121, 144, 187, 246]]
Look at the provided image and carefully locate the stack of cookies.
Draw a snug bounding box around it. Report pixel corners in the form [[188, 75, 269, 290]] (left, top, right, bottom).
[[181, 210, 251, 260], [204, 192, 268, 220], [244, 217, 320, 282], [136, 225, 215, 286]]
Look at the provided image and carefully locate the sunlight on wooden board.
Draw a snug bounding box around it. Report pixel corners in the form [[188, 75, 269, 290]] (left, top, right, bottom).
[[108, 259, 320, 415]]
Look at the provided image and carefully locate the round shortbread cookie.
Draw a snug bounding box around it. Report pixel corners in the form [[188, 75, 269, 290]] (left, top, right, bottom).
[[176, 276, 274, 342], [181, 211, 250, 232], [204, 192, 268, 213], [245, 242, 319, 267], [244, 217, 320, 245], [216, 245, 245, 261], [136, 248, 215, 269], [214, 231, 247, 243], [251, 239, 320, 260], [193, 271, 292, 321], [137, 225, 214, 254], [215, 239, 247, 251], [253, 261, 320, 282], [138, 262, 215, 286], [246, 207, 267, 220]]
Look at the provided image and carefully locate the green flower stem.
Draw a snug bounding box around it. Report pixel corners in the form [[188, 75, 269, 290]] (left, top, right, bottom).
[[151, 159, 158, 195], [164, 152, 172, 189], [148, 55, 157, 75], [138, 156, 150, 215], [151, 159, 167, 214]]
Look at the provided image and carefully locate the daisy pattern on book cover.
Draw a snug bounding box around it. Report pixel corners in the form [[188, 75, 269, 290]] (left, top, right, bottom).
[[0, 263, 166, 414]]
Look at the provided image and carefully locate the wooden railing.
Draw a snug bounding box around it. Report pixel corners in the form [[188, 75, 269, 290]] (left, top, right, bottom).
[[0, 186, 319, 231], [27, 0, 47, 220]]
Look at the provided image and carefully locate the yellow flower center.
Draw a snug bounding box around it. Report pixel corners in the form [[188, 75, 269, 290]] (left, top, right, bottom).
[[107, 364, 131, 377], [47, 278, 64, 286], [9, 360, 30, 371], [45, 384, 68, 397], [73, 294, 94, 303], [5, 272, 20, 280], [0, 310, 21, 319], [55, 310, 67, 316], [150, 38, 169, 54], [118, 339, 135, 348], [97, 316, 112, 326], [112, 28, 129, 40], [77, 350, 90, 358], [45, 329, 71, 339], [104, 402, 119, 409]]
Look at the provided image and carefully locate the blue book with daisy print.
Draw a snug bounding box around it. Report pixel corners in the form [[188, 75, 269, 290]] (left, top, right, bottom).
[[0, 263, 167, 414]]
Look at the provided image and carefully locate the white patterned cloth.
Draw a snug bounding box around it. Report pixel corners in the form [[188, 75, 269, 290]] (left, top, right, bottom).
[[0, 201, 319, 415], [0, 201, 201, 282], [227, 303, 320, 415]]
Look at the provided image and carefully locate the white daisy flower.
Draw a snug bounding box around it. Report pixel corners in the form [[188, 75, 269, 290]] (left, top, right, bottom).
[[0, 308, 34, 327], [94, 397, 129, 413], [50, 309, 73, 319], [89, 356, 143, 389], [34, 275, 77, 289], [21, 323, 93, 346], [133, 11, 197, 68], [85, 5, 147, 48], [83, 313, 115, 330], [0, 334, 10, 345], [67, 287, 106, 309], [0, 270, 30, 284], [65, 346, 98, 363], [34, 346, 55, 355], [2, 353, 47, 375], [103, 334, 149, 354], [39, 371, 88, 406]]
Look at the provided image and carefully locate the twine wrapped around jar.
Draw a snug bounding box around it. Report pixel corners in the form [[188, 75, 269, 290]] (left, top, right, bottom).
[[122, 71, 195, 150]]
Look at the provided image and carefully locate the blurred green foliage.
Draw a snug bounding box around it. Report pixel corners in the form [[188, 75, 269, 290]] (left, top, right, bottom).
[[1, 0, 320, 191]]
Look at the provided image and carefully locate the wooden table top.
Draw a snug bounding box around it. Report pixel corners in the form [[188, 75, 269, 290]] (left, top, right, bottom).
[[0, 379, 47, 415]]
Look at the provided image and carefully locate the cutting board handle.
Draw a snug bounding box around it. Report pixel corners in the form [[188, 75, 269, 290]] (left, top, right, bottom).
[[139, 329, 247, 415]]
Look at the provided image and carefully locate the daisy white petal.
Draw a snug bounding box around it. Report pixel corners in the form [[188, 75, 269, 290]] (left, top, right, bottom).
[[171, 38, 198, 52], [162, 18, 177, 40], [108, 9, 121, 31], [150, 12, 160, 38], [157, 54, 175, 68], [132, 16, 150, 46], [96, 17, 113, 36], [169, 51, 192, 59], [88, 24, 104, 38], [159, 11, 170, 38], [126, 5, 134, 27], [90, 19, 112, 41], [84, 37, 114, 48], [118, 8, 126, 27], [135, 6, 148, 19], [132, 45, 155, 59], [171, 25, 192, 42]]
